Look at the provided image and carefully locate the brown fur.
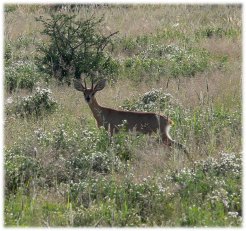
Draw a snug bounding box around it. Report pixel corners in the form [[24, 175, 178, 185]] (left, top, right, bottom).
[[74, 78, 188, 153]]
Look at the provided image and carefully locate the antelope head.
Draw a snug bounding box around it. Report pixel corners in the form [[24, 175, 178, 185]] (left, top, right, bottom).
[[73, 74, 106, 103]]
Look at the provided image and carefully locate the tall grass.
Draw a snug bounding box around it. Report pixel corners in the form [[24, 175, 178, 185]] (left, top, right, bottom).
[[4, 4, 242, 227]]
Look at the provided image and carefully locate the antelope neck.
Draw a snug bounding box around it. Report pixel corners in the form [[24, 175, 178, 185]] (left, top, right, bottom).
[[88, 97, 103, 121]]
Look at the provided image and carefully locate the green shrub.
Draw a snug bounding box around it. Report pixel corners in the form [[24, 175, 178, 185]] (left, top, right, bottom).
[[35, 123, 141, 175], [121, 88, 178, 114], [4, 4, 17, 13], [7, 87, 57, 118], [4, 42, 12, 61], [36, 13, 119, 84], [69, 175, 173, 226], [5, 34, 44, 63], [110, 121, 143, 161], [5, 146, 42, 193], [5, 60, 44, 93], [33, 125, 127, 185], [181, 106, 241, 145], [195, 26, 240, 39], [121, 44, 221, 81], [113, 35, 150, 56], [171, 152, 242, 226], [167, 47, 210, 77]]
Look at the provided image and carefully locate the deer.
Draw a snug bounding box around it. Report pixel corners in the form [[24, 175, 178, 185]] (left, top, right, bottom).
[[73, 75, 188, 154]]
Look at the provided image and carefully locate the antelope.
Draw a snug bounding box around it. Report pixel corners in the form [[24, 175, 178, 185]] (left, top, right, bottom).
[[74, 76, 188, 154]]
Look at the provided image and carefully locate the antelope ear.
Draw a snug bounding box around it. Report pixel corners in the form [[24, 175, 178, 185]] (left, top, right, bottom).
[[94, 79, 106, 92], [73, 79, 85, 92]]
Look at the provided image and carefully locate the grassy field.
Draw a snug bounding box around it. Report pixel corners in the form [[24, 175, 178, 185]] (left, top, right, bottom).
[[4, 4, 242, 227]]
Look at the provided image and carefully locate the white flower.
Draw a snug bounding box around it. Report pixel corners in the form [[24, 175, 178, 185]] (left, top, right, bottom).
[[173, 23, 180, 27], [228, 211, 239, 218], [6, 97, 13, 104]]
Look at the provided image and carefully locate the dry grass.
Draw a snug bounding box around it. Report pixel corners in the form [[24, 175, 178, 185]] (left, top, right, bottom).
[[4, 4, 242, 227], [5, 4, 241, 39], [201, 38, 241, 60]]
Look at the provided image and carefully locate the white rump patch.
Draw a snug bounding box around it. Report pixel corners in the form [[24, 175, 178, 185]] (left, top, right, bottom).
[[166, 124, 174, 141]]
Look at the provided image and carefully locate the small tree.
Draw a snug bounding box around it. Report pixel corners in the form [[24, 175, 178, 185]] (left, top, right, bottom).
[[36, 13, 119, 85]]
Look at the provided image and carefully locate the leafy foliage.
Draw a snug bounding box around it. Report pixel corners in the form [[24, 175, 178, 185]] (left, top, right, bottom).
[[36, 13, 119, 84], [5, 60, 44, 93], [6, 87, 57, 118], [5, 133, 242, 226], [5, 123, 141, 195], [121, 88, 177, 113], [195, 26, 240, 39], [171, 152, 242, 226], [5, 146, 42, 193], [121, 44, 225, 82]]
